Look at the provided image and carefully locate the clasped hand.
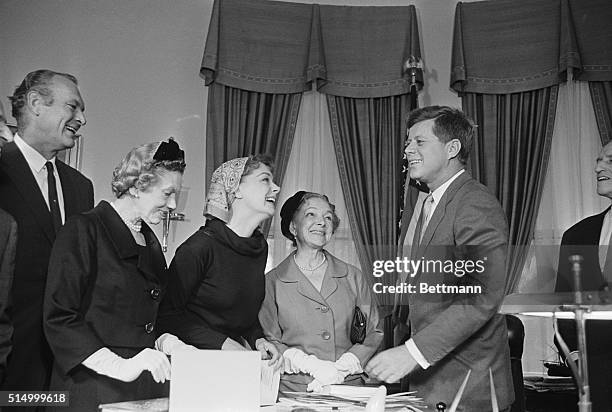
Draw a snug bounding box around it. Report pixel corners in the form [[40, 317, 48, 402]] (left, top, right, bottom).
[[221, 337, 283, 372], [118, 348, 171, 383]]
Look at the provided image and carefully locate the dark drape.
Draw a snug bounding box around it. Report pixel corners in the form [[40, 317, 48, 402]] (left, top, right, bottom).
[[205, 83, 301, 184], [315, 4, 420, 308], [205, 83, 301, 233], [316, 4, 422, 98], [451, 0, 580, 94], [202, 0, 421, 245], [463, 88, 559, 294], [570, 0, 612, 145], [327, 95, 410, 308], [590, 81, 612, 145], [201, 0, 321, 93], [450, 0, 612, 292]]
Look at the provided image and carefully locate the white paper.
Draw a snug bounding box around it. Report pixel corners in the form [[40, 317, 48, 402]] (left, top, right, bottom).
[[169, 349, 261, 412], [260, 360, 281, 405]]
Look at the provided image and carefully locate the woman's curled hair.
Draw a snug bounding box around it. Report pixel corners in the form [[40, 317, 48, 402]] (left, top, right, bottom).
[[111, 142, 186, 198]]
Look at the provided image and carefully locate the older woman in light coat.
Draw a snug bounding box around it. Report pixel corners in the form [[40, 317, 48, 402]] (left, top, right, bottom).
[[259, 191, 383, 393]]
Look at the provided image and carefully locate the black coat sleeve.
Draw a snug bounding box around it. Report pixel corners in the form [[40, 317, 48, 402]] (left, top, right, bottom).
[[44, 215, 105, 375], [0, 212, 17, 384]]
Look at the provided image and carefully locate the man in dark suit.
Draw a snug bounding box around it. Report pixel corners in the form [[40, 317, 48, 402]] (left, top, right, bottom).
[[0, 207, 17, 385], [0, 70, 94, 398], [367, 106, 513, 411], [555, 140, 612, 410]]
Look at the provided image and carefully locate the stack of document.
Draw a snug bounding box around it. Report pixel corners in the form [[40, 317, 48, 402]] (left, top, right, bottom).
[[99, 397, 168, 412], [277, 385, 426, 411], [523, 372, 576, 393]]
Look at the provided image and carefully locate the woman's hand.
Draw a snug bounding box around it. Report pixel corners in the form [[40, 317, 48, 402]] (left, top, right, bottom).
[[155, 333, 198, 356], [120, 348, 171, 383], [221, 337, 248, 351], [255, 338, 283, 371]]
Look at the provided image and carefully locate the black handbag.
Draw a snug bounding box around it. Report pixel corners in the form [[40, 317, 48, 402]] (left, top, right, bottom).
[[350, 306, 367, 344]]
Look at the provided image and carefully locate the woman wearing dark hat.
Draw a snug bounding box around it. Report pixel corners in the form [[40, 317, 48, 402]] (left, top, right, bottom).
[[259, 191, 383, 393], [44, 138, 191, 411], [157, 155, 282, 367]]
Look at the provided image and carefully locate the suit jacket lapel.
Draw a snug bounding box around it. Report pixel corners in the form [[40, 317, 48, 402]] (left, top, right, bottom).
[[319, 251, 347, 301], [139, 223, 166, 284], [414, 173, 471, 253], [278, 255, 328, 306], [56, 160, 78, 217], [1, 142, 55, 243], [96, 201, 162, 284]]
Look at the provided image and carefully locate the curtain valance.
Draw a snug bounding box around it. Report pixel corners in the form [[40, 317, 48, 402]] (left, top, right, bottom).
[[201, 0, 319, 93], [201, 0, 421, 98], [451, 0, 612, 94]]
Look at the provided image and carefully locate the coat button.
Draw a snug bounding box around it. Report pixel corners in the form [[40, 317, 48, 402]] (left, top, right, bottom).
[[150, 288, 161, 299], [145, 322, 154, 334], [321, 331, 331, 340], [320, 306, 329, 313]]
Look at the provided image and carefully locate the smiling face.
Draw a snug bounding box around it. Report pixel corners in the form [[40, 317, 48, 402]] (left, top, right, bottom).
[[290, 197, 335, 251], [404, 118, 461, 191], [596, 142, 612, 199], [133, 170, 183, 225], [32, 76, 86, 155], [234, 164, 280, 219]]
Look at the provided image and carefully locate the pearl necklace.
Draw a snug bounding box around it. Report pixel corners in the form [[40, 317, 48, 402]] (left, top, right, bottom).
[[122, 217, 142, 233], [294, 253, 327, 272], [110, 201, 142, 232]]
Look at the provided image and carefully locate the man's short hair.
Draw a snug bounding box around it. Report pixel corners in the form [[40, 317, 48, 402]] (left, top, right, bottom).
[[406, 106, 476, 165], [9, 69, 78, 126]]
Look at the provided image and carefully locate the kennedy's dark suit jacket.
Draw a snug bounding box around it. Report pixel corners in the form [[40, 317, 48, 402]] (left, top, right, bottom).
[[0, 141, 93, 394], [402, 172, 513, 411], [555, 207, 612, 410], [0, 208, 17, 385]]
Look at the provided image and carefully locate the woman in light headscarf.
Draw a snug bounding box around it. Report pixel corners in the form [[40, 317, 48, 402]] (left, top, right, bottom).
[[158, 155, 282, 366]]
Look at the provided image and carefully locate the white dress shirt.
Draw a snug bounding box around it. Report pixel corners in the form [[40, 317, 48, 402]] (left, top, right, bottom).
[[13, 134, 65, 223]]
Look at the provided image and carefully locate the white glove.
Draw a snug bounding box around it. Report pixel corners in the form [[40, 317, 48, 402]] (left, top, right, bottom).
[[308, 356, 344, 386], [307, 378, 325, 392], [335, 352, 363, 377], [283, 348, 311, 374], [283, 348, 344, 386], [155, 333, 198, 356], [83, 347, 171, 383]]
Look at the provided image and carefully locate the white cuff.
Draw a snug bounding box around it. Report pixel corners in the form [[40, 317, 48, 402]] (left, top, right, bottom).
[[282, 348, 310, 374], [82, 347, 125, 379], [155, 333, 197, 356], [335, 352, 363, 375], [405, 339, 430, 369]]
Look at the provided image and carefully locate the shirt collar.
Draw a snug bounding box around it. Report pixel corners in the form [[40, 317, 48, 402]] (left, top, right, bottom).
[[430, 169, 465, 204], [13, 133, 56, 173]]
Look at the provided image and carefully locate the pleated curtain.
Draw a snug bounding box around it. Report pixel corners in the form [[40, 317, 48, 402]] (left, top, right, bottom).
[[451, 0, 612, 293]]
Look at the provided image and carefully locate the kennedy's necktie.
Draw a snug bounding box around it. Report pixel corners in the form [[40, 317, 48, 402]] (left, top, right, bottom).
[[45, 162, 62, 234], [417, 194, 434, 244]]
